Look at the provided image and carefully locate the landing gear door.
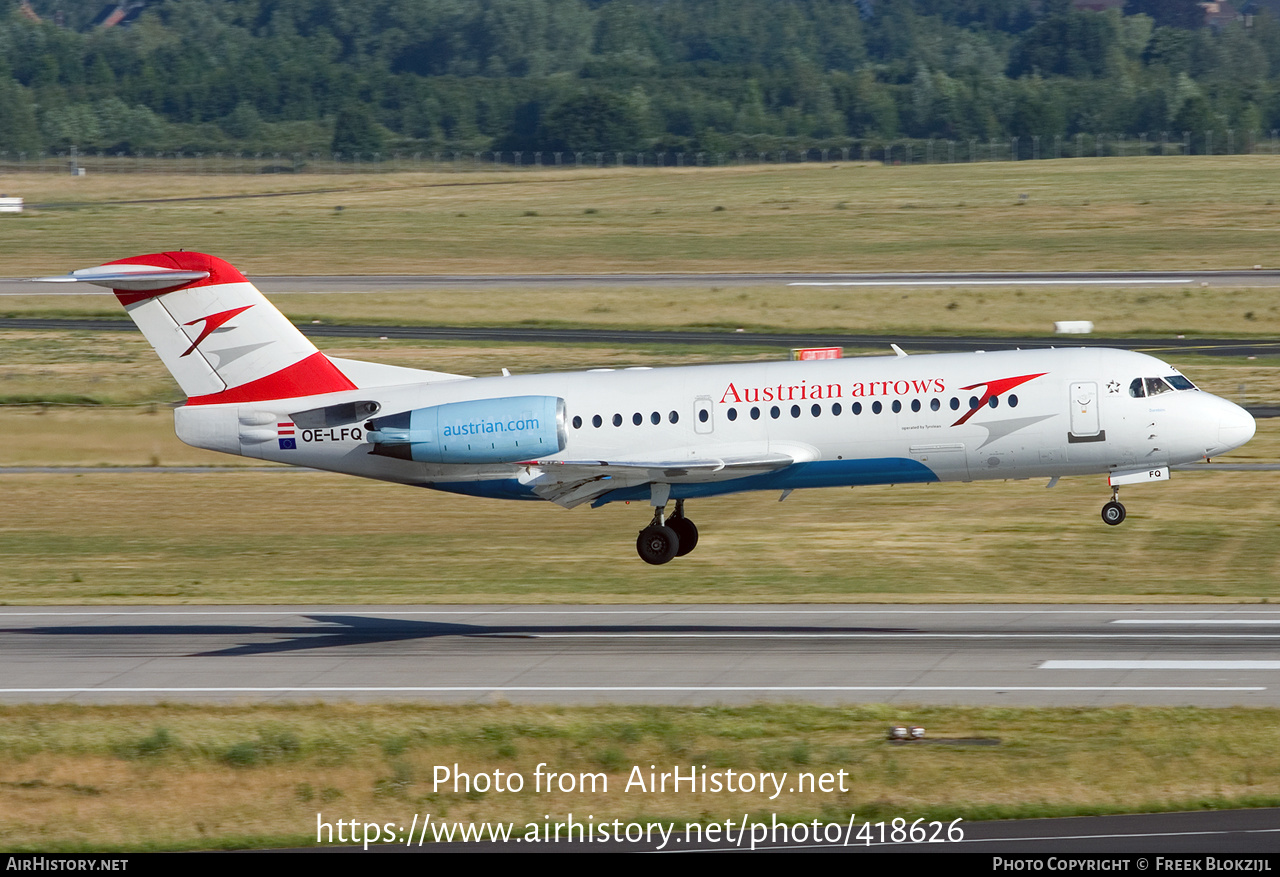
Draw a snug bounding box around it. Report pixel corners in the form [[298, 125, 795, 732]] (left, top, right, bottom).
[[693, 396, 714, 434], [1068, 381, 1104, 443]]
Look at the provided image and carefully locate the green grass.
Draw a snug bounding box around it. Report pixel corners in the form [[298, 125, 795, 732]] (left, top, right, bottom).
[[1, 702, 1278, 851], [1, 464, 1278, 604], [0, 330, 1277, 410], [5, 157, 1280, 276], [0, 332, 1275, 604]]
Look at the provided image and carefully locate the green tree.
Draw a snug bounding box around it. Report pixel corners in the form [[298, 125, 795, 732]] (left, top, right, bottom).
[[331, 103, 384, 158], [537, 90, 645, 152], [1124, 0, 1203, 30], [1008, 12, 1118, 79], [0, 78, 41, 153]]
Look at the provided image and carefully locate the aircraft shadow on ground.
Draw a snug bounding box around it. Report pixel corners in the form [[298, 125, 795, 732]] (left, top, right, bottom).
[[3, 615, 919, 658]]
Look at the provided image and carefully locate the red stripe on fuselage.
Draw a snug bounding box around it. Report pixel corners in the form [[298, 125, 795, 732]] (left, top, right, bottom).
[[185, 352, 357, 405]]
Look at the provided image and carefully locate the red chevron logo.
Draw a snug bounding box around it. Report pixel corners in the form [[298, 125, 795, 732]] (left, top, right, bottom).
[[951, 372, 1046, 426], [180, 305, 253, 357]]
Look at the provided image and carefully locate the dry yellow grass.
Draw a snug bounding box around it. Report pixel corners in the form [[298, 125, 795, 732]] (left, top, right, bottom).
[[1, 702, 1277, 851], [1, 458, 1277, 603], [5, 157, 1280, 276]]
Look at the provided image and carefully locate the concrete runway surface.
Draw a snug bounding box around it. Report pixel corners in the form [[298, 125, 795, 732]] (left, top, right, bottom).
[[2, 604, 1278, 706]]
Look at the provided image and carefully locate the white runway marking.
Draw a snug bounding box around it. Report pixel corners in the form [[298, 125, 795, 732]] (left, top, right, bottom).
[[525, 633, 1280, 639], [788, 279, 1193, 287], [0, 686, 1264, 694], [6, 609, 1280, 617], [1042, 660, 1280, 670], [1112, 619, 1280, 625]]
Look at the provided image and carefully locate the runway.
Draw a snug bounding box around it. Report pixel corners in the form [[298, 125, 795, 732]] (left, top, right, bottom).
[[6, 269, 1280, 296], [3, 317, 1279, 359], [3, 605, 1278, 706]]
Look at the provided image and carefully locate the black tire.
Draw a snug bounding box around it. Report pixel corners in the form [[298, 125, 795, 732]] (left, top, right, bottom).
[[668, 516, 699, 557], [637, 525, 680, 565], [1101, 500, 1126, 526]]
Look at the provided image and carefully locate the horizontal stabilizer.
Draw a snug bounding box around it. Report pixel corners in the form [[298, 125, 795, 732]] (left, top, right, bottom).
[[32, 264, 210, 291]]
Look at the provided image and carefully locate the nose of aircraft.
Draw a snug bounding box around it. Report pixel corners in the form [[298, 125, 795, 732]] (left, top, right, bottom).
[[1214, 399, 1256, 455]]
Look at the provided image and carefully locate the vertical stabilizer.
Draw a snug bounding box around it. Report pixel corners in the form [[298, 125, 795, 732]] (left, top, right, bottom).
[[38, 252, 356, 404]]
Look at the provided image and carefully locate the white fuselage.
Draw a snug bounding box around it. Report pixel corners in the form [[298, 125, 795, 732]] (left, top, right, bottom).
[[174, 346, 1255, 507]]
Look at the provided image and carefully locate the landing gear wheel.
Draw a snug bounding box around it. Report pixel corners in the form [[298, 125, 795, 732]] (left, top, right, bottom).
[[637, 525, 680, 565], [668, 516, 699, 557], [1101, 500, 1127, 526]]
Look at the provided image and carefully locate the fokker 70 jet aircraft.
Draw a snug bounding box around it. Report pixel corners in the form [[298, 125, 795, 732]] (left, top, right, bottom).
[[37, 252, 1256, 564]]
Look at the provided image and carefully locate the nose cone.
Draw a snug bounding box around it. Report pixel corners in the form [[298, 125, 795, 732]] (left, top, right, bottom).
[[1213, 400, 1256, 455], [1203, 394, 1254, 455]]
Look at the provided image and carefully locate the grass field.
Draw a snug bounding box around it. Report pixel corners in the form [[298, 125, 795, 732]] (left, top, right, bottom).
[[1, 702, 1277, 851], [4, 157, 1280, 276], [1, 331, 1278, 410], [2, 157, 1279, 851], [10, 281, 1280, 340], [0, 328, 1276, 603], [2, 463, 1277, 604]]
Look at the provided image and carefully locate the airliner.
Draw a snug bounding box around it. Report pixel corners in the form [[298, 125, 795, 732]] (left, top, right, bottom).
[[36, 252, 1257, 564]]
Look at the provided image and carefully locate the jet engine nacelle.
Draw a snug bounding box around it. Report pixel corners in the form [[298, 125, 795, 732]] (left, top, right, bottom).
[[365, 395, 565, 464]]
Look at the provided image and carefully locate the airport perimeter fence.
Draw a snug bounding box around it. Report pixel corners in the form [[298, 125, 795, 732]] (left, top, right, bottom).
[[3, 131, 1280, 175]]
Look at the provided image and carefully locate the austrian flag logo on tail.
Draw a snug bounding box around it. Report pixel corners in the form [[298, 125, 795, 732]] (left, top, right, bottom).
[[278, 422, 296, 450]]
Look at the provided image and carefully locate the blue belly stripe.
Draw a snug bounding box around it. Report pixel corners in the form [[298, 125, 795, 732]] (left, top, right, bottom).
[[591, 457, 938, 506], [426, 457, 937, 505], [426, 480, 542, 501]]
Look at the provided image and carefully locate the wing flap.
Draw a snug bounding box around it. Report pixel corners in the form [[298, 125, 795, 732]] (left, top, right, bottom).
[[520, 453, 795, 508]]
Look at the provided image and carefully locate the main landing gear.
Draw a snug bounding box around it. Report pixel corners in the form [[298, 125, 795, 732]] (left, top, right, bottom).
[[636, 499, 699, 565], [1101, 486, 1127, 526]]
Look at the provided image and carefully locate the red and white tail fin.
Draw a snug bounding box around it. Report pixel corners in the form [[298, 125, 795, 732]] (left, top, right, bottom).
[[36, 252, 357, 405]]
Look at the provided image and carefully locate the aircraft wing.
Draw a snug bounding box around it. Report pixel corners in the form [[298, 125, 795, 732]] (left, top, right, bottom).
[[519, 454, 795, 508]]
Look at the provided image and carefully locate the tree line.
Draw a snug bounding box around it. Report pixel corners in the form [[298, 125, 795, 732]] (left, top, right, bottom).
[[1, 0, 1278, 159]]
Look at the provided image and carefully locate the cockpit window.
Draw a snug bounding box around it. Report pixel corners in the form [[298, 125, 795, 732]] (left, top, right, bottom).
[[1132, 375, 1196, 398]]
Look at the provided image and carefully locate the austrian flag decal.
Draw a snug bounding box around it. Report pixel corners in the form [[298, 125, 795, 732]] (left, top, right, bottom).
[[278, 422, 296, 450]]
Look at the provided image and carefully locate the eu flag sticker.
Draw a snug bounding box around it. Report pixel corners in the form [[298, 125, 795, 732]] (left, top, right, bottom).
[[279, 438, 297, 450]]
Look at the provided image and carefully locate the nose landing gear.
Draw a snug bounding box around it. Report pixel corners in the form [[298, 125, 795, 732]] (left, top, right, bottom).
[[1101, 487, 1127, 526], [636, 499, 699, 564]]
